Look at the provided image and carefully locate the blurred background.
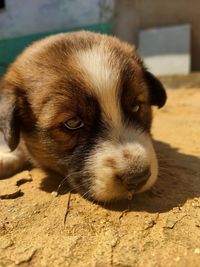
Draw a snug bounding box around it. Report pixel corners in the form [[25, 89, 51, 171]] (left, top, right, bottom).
[[0, 0, 200, 77]]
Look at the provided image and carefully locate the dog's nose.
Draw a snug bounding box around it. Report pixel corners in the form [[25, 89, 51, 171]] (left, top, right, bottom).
[[119, 166, 151, 191]]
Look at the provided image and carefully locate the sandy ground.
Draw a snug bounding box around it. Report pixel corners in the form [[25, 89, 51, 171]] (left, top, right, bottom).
[[0, 75, 200, 267]]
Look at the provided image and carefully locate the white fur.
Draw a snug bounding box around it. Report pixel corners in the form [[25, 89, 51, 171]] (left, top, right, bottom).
[[76, 46, 121, 128], [76, 47, 158, 201], [0, 149, 26, 178]]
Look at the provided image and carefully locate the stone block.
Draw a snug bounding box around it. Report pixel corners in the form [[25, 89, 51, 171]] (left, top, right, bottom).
[[138, 24, 191, 75]]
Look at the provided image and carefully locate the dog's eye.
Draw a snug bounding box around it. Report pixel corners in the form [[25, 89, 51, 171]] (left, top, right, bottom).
[[64, 117, 84, 130], [131, 103, 140, 113]]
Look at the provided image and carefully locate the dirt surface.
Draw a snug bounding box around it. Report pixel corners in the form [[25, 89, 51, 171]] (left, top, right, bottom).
[[0, 75, 200, 267]]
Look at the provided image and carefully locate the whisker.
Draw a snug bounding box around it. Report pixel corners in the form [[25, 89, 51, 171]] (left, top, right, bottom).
[[57, 177, 70, 195], [56, 171, 88, 195], [82, 189, 91, 199]]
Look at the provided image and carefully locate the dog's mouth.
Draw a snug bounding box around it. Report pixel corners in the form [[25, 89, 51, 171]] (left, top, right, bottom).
[[127, 178, 150, 200]]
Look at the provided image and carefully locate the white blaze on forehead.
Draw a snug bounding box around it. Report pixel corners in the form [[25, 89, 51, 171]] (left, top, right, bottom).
[[76, 46, 122, 127]]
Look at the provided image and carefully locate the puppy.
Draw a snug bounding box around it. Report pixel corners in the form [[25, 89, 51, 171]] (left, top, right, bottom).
[[0, 31, 166, 202]]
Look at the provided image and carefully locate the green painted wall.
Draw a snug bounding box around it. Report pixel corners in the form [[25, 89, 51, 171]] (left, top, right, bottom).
[[0, 22, 112, 76]]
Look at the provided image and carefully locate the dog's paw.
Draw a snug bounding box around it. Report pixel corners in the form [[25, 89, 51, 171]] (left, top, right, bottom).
[[0, 151, 22, 178]]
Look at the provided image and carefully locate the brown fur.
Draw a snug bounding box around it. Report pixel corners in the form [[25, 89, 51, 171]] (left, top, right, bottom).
[[0, 31, 166, 200]]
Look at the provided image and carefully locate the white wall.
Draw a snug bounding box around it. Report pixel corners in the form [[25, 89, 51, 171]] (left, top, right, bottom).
[[0, 0, 114, 40]]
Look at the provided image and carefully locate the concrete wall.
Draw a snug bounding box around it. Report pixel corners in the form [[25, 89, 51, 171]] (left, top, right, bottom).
[[0, 0, 114, 40], [114, 0, 200, 71]]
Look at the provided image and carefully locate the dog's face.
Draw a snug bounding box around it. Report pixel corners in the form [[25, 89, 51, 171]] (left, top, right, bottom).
[[0, 31, 166, 202]]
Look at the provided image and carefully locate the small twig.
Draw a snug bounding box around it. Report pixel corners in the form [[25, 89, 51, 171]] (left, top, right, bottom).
[[119, 209, 129, 220], [63, 193, 72, 226]]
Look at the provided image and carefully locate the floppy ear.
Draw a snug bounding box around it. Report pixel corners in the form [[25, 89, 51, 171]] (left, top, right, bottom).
[[145, 71, 167, 108], [0, 84, 20, 151]]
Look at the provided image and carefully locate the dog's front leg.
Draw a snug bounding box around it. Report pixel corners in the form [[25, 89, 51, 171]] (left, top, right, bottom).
[[0, 147, 29, 179]]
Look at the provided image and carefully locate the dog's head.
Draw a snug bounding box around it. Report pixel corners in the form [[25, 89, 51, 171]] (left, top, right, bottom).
[[0, 31, 166, 202]]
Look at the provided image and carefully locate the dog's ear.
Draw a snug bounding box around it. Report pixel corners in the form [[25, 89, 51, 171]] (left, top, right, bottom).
[[145, 71, 167, 108], [0, 82, 20, 151]]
